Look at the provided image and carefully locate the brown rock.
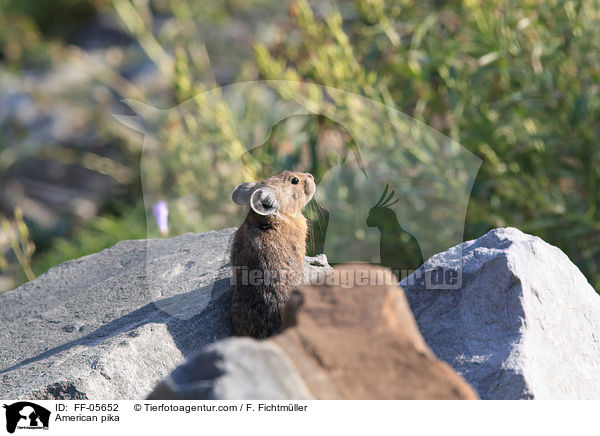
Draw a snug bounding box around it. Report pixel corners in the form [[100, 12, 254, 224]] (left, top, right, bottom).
[[273, 264, 478, 400]]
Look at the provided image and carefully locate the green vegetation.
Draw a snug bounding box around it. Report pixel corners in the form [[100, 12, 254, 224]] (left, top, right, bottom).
[[0, 0, 599, 291], [0, 208, 35, 285], [32, 204, 148, 276], [253, 0, 600, 286]]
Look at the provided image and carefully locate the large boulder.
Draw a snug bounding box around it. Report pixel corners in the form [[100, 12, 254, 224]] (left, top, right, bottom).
[[151, 264, 478, 400], [402, 227, 600, 400], [0, 228, 330, 399], [0, 229, 235, 399]]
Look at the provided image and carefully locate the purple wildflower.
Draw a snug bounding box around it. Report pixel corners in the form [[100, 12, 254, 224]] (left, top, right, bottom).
[[152, 200, 169, 236]]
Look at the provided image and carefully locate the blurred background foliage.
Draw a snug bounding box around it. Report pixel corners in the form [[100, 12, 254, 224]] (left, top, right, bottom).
[[0, 0, 599, 292]]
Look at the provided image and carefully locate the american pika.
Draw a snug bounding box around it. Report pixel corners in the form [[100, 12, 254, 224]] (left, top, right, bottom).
[[229, 171, 316, 338]]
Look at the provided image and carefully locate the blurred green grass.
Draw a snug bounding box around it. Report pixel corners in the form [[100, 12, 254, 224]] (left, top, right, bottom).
[[0, 0, 599, 292]]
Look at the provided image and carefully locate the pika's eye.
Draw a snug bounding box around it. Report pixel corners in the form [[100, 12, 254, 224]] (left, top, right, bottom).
[[291, 177, 299, 184]]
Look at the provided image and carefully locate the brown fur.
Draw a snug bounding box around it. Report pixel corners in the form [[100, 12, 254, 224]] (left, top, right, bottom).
[[230, 171, 315, 338]]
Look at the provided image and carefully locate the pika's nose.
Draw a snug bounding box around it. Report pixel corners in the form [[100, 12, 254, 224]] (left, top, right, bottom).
[[304, 177, 316, 196]]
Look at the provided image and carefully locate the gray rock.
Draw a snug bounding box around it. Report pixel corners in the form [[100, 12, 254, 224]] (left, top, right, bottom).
[[148, 337, 313, 400], [402, 227, 600, 399], [303, 253, 332, 284], [0, 228, 330, 399]]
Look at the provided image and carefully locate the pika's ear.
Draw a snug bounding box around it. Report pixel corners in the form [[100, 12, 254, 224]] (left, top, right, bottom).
[[250, 188, 279, 216], [231, 183, 257, 205]]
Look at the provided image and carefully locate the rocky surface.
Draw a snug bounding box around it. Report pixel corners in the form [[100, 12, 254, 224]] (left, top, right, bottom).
[[0, 228, 329, 400], [148, 338, 313, 400], [275, 264, 478, 399], [402, 227, 600, 400], [4, 226, 599, 400], [0, 229, 233, 399], [151, 264, 478, 400]]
